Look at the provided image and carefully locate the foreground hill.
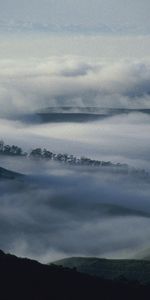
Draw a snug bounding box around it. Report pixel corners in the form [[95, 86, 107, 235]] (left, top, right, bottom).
[[0, 166, 23, 180], [0, 250, 150, 300], [53, 257, 150, 284]]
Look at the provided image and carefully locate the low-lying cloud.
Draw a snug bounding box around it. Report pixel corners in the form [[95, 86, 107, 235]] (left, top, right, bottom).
[[0, 111, 150, 170], [0, 57, 150, 118], [0, 159, 150, 263], [1, 55, 150, 263]]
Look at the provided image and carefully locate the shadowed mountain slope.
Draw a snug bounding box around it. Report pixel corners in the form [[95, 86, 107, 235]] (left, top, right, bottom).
[[0, 166, 23, 180], [0, 250, 149, 300]]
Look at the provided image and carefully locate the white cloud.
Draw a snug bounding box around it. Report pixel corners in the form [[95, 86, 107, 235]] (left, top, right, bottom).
[[0, 57, 150, 118], [0, 55, 150, 262]]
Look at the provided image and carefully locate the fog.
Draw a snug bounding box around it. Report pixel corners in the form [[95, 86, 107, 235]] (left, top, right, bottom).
[[0, 110, 150, 170], [1, 56, 150, 171], [0, 158, 150, 263], [0, 50, 150, 262], [1, 57, 150, 118]]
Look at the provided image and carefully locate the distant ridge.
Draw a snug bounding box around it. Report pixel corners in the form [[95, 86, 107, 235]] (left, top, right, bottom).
[[37, 107, 150, 123], [53, 256, 150, 284], [39, 106, 150, 114]]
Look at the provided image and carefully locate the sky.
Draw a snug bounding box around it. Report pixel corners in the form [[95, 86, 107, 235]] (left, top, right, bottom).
[[0, 0, 150, 33]]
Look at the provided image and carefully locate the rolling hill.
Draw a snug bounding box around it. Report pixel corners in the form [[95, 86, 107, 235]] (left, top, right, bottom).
[[0, 250, 150, 300], [53, 257, 150, 284]]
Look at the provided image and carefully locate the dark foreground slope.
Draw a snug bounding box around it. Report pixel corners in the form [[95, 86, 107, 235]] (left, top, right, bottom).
[[0, 250, 149, 300], [0, 166, 23, 180], [54, 257, 150, 284]]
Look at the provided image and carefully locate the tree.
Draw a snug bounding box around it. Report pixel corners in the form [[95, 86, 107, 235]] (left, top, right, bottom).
[[0, 140, 4, 152], [30, 148, 42, 158], [10, 145, 22, 156], [3, 145, 11, 154], [43, 149, 53, 160]]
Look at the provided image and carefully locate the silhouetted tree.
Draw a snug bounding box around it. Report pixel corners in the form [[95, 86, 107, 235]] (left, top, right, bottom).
[[3, 145, 11, 154], [0, 140, 4, 152], [43, 149, 53, 160], [30, 148, 42, 158]]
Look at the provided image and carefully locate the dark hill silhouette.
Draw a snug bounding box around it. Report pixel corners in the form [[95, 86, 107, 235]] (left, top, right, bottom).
[[0, 166, 23, 180], [0, 250, 150, 300]]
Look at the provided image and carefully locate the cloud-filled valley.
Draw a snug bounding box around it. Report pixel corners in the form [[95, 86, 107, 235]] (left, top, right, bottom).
[[1, 158, 150, 263], [1, 2, 150, 299], [1, 57, 150, 118], [0, 55, 150, 263], [0, 57, 150, 168]]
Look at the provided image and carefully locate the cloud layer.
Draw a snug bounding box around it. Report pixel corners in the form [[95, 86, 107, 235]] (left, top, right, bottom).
[[0, 160, 150, 263], [0, 57, 150, 118], [0, 56, 150, 262]]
